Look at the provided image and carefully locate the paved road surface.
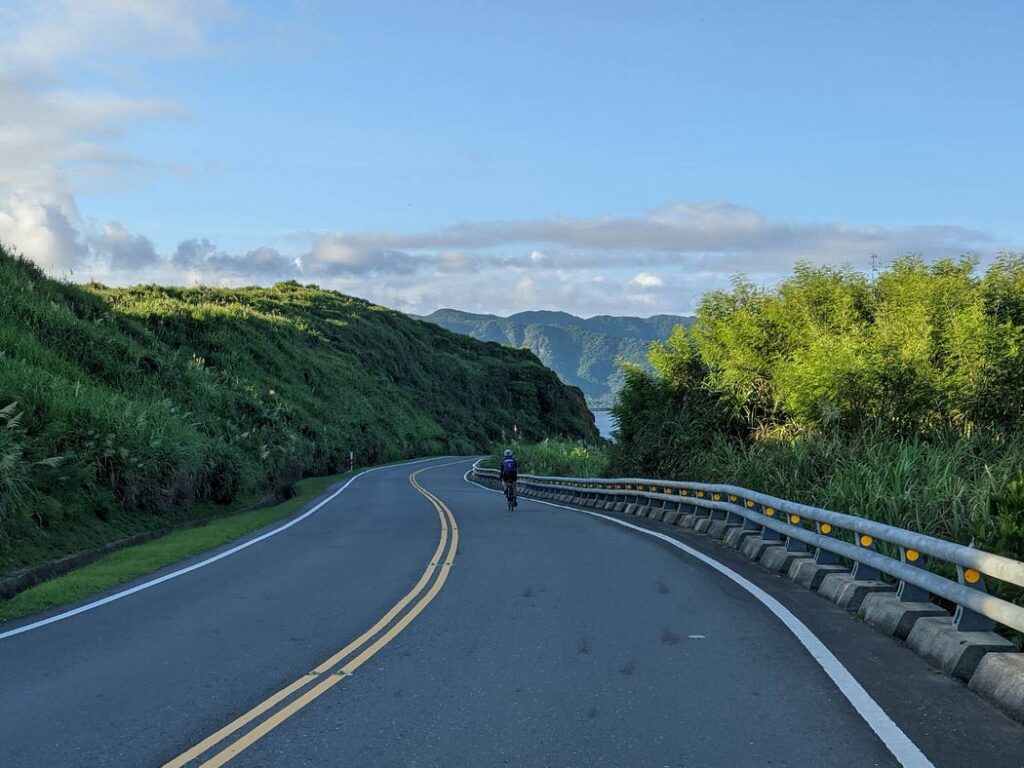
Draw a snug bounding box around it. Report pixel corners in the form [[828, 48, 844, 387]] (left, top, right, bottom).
[[1, 457, 1023, 767]]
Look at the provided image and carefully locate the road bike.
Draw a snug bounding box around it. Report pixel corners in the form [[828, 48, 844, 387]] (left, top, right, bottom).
[[504, 480, 517, 512]]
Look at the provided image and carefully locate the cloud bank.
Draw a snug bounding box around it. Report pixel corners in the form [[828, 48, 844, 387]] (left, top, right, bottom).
[[15, 201, 991, 316]]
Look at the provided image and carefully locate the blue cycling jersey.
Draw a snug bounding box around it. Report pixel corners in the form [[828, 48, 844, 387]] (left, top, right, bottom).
[[500, 457, 518, 479]]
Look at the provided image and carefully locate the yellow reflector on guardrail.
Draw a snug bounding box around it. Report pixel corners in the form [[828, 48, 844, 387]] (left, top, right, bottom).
[[965, 568, 981, 584], [820, 523, 833, 534], [697, 491, 705, 498], [729, 494, 737, 502], [906, 549, 920, 562], [765, 507, 775, 516], [745, 500, 755, 508], [790, 514, 801, 524], [860, 534, 874, 547], [664, 487, 673, 494], [712, 493, 721, 501]]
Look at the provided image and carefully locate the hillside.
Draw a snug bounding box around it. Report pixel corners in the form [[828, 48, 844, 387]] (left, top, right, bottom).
[[417, 309, 693, 408], [0, 246, 595, 571]]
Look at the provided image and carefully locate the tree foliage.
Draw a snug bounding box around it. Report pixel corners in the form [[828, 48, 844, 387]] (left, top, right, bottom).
[[610, 255, 1024, 560]]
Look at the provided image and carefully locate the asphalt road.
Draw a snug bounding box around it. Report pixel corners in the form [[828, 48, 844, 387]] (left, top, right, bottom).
[[1, 457, 1022, 767]]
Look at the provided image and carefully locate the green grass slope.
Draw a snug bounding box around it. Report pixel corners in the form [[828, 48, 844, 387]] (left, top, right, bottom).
[[0, 246, 595, 572], [418, 308, 693, 408]]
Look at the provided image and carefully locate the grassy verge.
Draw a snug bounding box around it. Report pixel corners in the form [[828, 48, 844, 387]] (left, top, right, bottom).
[[491, 439, 611, 477], [0, 469, 358, 624]]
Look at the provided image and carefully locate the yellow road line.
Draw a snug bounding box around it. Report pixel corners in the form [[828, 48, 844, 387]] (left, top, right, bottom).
[[164, 463, 460, 768]]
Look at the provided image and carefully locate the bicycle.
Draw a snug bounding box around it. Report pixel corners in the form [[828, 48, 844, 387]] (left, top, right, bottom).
[[504, 480, 517, 512]]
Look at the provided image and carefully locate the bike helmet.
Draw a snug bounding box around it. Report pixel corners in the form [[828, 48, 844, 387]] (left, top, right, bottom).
[[503, 449, 513, 458]]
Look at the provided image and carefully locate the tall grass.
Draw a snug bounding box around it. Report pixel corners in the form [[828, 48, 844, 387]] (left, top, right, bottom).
[[0, 246, 596, 572], [492, 439, 610, 478], [688, 428, 1023, 549]]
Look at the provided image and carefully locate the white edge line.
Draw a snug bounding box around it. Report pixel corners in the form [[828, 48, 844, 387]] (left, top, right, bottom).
[[463, 471, 934, 768], [0, 456, 455, 641]]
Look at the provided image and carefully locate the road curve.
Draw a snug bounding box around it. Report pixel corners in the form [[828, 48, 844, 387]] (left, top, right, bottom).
[[0, 457, 1022, 767]]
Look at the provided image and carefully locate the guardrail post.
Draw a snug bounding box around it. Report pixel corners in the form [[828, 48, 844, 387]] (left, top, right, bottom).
[[758, 501, 783, 541], [784, 513, 807, 552], [740, 497, 762, 531], [709, 499, 726, 523], [896, 547, 931, 602], [560, 483, 570, 501], [658, 488, 681, 522], [677, 489, 695, 516], [953, 551, 997, 632], [718, 493, 741, 525], [693, 491, 712, 522], [851, 533, 882, 581], [813, 521, 842, 565]]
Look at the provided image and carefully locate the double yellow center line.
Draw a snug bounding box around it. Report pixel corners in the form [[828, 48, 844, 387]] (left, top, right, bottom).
[[164, 465, 460, 767]]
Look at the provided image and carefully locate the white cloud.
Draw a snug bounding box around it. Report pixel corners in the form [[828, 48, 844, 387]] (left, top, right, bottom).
[[89, 222, 158, 271], [0, 1, 226, 74], [172, 238, 296, 279], [0, 1, 226, 271], [301, 202, 990, 262], [629, 272, 664, 288], [0, 191, 88, 270], [436, 250, 477, 273], [301, 235, 419, 276]]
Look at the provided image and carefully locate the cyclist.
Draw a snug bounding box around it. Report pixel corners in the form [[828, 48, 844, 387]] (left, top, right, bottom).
[[499, 448, 518, 509]]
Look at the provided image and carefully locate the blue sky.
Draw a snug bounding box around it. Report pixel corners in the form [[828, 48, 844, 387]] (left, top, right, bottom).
[[1, 1, 1021, 315]]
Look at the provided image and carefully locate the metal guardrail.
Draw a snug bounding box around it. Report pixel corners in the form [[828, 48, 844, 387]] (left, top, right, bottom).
[[471, 463, 1024, 636]]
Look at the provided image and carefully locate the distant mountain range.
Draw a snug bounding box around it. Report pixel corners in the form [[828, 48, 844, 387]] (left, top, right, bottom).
[[416, 309, 694, 409]]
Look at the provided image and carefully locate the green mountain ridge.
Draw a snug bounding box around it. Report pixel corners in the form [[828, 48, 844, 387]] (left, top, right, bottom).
[[417, 309, 694, 408], [0, 246, 595, 571]]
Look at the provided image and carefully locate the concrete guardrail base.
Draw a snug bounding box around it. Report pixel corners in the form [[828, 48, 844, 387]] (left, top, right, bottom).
[[706, 520, 737, 539], [760, 547, 811, 574], [907, 616, 1017, 682], [723, 526, 757, 550], [860, 593, 949, 640], [818, 572, 894, 611], [741, 536, 783, 562], [968, 652, 1024, 722], [788, 561, 847, 590]]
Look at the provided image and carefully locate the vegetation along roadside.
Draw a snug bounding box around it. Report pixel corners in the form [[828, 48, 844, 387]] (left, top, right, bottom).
[[0, 243, 596, 580], [509, 257, 1024, 619]]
